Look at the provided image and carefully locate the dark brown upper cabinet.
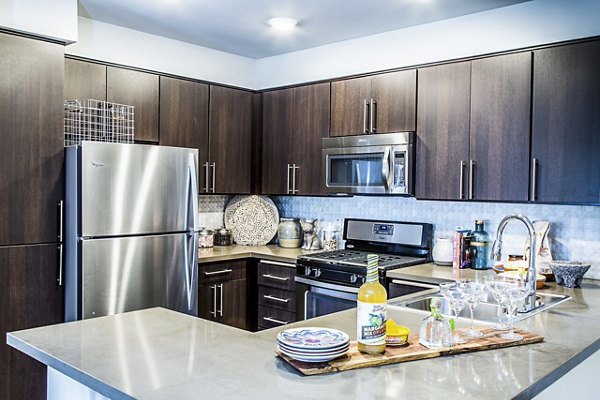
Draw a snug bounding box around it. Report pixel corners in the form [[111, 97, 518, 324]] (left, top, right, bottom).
[[532, 40, 600, 204], [262, 82, 330, 195], [159, 76, 209, 152], [417, 53, 532, 202], [208, 85, 253, 194], [469, 52, 532, 202], [331, 70, 416, 136], [416, 61, 471, 200], [107, 66, 159, 143], [0, 33, 64, 246], [64, 58, 107, 101]]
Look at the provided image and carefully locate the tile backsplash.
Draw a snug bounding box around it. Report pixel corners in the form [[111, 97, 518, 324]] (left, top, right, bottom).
[[200, 194, 600, 279]]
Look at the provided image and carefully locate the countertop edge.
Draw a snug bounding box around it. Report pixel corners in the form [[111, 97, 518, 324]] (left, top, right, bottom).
[[514, 337, 600, 400], [6, 334, 134, 400]]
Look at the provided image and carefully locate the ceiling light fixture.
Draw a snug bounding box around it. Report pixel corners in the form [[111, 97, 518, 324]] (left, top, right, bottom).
[[267, 17, 298, 32]]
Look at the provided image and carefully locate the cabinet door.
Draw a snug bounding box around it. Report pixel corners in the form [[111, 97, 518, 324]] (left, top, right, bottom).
[[107, 66, 159, 143], [209, 86, 252, 194], [470, 52, 531, 201], [371, 70, 416, 133], [0, 33, 64, 246], [262, 89, 294, 194], [293, 82, 330, 195], [416, 62, 471, 200], [532, 40, 600, 204], [198, 280, 249, 330], [0, 244, 64, 400], [330, 76, 371, 136], [220, 279, 249, 330], [64, 58, 106, 101]]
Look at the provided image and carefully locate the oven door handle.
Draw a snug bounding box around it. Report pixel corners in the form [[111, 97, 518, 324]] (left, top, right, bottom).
[[295, 276, 360, 294], [390, 279, 439, 290]]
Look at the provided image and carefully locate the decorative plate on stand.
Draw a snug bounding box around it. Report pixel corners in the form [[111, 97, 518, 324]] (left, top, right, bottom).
[[224, 195, 279, 246]]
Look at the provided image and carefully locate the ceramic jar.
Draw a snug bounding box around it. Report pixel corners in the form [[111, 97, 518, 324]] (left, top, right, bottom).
[[432, 237, 453, 266], [277, 218, 302, 248]]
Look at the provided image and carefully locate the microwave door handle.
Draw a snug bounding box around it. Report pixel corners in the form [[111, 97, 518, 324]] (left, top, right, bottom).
[[381, 146, 391, 191]]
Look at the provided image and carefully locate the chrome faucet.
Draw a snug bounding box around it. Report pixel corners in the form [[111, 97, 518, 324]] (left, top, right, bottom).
[[491, 214, 537, 312]]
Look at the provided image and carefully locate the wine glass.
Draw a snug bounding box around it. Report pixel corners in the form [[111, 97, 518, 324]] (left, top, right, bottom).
[[498, 282, 531, 341], [446, 290, 468, 344], [484, 276, 511, 331], [456, 281, 486, 339]]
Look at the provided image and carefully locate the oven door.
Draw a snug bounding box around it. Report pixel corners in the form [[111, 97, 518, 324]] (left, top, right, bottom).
[[295, 277, 358, 320]]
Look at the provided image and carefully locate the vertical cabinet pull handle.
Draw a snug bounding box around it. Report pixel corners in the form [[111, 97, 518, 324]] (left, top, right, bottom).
[[210, 162, 216, 193], [218, 284, 224, 317], [292, 164, 299, 194], [369, 98, 376, 133], [210, 285, 217, 316], [286, 164, 291, 194], [363, 99, 369, 133], [203, 162, 209, 193], [57, 201, 64, 286], [459, 161, 466, 200], [531, 158, 538, 201], [468, 160, 475, 200], [57, 244, 63, 286]]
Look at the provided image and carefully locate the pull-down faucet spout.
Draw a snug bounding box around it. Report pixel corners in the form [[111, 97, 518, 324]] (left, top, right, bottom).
[[491, 214, 537, 312]]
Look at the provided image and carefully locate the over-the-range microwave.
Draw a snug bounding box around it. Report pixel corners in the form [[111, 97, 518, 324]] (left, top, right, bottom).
[[322, 132, 415, 195]]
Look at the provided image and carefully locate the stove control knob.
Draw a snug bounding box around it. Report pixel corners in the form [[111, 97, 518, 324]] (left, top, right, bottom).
[[350, 274, 358, 284], [359, 276, 366, 285], [304, 267, 312, 276], [314, 268, 322, 278]]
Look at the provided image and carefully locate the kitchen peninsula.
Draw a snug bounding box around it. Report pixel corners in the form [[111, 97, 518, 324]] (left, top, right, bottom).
[[8, 262, 600, 400]]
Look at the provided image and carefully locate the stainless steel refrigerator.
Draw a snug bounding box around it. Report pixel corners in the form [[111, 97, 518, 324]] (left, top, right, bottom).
[[64, 141, 199, 321]]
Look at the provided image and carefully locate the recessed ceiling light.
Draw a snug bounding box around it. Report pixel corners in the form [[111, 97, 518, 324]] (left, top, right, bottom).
[[267, 17, 298, 32]]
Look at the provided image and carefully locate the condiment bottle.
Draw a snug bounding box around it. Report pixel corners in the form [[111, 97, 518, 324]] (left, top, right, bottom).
[[357, 254, 387, 354]]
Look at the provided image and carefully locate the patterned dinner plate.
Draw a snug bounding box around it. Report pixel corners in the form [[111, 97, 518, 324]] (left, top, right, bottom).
[[224, 195, 279, 246], [277, 342, 350, 356], [277, 346, 349, 363], [276, 327, 350, 350]]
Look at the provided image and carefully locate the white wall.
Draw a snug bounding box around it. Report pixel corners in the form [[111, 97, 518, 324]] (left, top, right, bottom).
[[66, 17, 256, 89], [0, 0, 77, 43], [256, 0, 600, 89]]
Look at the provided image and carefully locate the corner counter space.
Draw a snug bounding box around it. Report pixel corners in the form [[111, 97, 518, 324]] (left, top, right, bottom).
[[7, 263, 600, 400], [199, 244, 320, 264]]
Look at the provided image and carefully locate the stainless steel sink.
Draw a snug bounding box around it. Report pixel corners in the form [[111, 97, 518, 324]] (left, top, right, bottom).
[[389, 292, 571, 323]]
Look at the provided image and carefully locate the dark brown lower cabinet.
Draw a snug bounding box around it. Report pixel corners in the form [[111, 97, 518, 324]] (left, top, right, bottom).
[[0, 244, 64, 400], [256, 261, 297, 330], [198, 261, 250, 330]]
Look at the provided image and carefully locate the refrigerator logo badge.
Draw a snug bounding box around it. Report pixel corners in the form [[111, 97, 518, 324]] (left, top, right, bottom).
[[91, 161, 104, 168]]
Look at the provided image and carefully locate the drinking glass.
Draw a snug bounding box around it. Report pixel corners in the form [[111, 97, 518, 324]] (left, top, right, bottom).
[[456, 281, 486, 338], [498, 282, 531, 341], [446, 290, 468, 344], [484, 277, 510, 331]]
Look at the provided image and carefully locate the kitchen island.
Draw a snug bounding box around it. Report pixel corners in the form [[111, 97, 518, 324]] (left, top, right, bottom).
[[7, 267, 600, 399]]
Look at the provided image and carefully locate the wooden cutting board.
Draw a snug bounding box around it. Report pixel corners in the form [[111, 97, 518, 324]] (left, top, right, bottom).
[[277, 327, 543, 376]]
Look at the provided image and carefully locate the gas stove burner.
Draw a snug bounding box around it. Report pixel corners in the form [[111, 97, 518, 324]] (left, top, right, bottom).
[[301, 250, 426, 271]]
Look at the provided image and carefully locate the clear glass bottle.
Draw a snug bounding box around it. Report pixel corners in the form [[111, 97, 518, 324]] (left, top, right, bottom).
[[471, 220, 491, 270], [357, 254, 387, 354]]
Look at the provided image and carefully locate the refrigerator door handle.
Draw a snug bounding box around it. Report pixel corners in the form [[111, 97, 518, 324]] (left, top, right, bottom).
[[185, 232, 198, 312], [188, 153, 199, 232]]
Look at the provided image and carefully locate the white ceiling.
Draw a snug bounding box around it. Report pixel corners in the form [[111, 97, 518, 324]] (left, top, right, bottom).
[[78, 0, 530, 59]]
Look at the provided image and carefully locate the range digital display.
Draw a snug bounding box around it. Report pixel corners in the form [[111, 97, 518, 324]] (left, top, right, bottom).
[[373, 224, 394, 236]]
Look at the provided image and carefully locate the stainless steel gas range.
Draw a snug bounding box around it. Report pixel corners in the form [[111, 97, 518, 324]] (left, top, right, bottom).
[[295, 218, 434, 320]]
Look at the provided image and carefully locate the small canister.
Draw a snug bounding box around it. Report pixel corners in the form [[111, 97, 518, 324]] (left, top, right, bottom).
[[199, 227, 214, 248], [214, 227, 232, 246]]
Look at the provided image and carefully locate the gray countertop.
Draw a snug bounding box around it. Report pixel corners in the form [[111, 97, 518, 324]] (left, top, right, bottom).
[[7, 265, 600, 399]]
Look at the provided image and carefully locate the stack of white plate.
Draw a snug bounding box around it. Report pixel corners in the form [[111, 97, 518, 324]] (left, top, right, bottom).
[[276, 327, 350, 363]]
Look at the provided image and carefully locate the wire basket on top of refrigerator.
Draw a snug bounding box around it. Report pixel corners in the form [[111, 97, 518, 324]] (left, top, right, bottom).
[[64, 99, 135, 146]]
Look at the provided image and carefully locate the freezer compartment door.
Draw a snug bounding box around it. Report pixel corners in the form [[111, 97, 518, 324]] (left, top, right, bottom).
[[80, 233, 198, 319], [77, 142, 198, 237]]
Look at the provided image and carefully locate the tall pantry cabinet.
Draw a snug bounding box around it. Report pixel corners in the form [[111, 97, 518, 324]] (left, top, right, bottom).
[[0, 33, 65, 399]]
